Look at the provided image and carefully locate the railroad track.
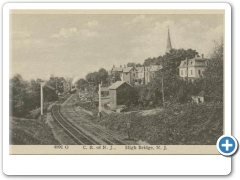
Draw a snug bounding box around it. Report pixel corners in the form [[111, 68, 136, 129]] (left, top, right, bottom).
[[51, 105, 98, 145], [71, 107, 126, 145], [60, 94, 127, 145]]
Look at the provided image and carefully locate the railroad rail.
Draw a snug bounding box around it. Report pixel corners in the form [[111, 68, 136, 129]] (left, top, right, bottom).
[[60, 94, 127, 145], [51, 104, 98, 145]]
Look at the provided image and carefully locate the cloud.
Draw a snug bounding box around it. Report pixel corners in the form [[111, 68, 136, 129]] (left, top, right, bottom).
[[132, 15, 146, 23], [123, 15, 150, 27], [11, 31, 31, 39], [86, 20, 99, 28], [51, 27, 78, 38], [51, 26, 99, 39], [79, 29, 99, 37]]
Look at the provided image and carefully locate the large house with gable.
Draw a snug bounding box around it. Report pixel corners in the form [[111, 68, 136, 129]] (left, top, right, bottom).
[[179, 54, 208, 81]]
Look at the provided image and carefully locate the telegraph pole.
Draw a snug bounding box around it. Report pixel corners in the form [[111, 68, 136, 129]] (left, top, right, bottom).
[[40, 81, 45, 119], [159, 65, 164, 107], [161, 71, 165, 107], [98, 83, 102, 120]]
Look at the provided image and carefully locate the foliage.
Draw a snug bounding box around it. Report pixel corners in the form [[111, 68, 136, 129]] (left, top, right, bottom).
[[203, 43, 224, 102], [127, 62, 142, 67], [100, 103, 223, 145], [76, 78, 88, 90], [86, 68, 110, 86], [47, 76, 65, 93], [138, 48, 200, 106], [117, 86, 139, 107], [10, 74, 58, 118], [10, 117, 60, 145]]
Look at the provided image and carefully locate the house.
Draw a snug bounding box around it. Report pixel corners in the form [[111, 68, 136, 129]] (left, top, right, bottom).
[[144, 66, 151, 84], [121, 66, 137, 85], [110, 65, 123, 84], [135, 66, 161, 85], [135, 67, 144, 85], [110, 64, 162, 85], [179, 54, 208, 81], [110, 65, 137, 85], [63, 81, 71, 92], [108, 81, 133, 109], [149, 65, 162, 82]]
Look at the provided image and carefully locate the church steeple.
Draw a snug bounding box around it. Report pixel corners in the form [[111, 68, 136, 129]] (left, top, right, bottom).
[[166, 27, 172, 53]]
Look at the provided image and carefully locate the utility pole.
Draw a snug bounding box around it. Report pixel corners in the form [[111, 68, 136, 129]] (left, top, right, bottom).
[[143, 66, 145, 85], [98, 83, 102, 120], [40, 81, 45, 119], [159, 65, 164, 107], [161, 71, 165, 107], [186, 58, 188, 81]]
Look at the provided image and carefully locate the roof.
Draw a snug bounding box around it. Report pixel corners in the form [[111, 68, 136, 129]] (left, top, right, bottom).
[[136, 67, 143, 72], [123, 67, 134, 73], [149, 65, 161, 72], [112, 67, 123, 72], [108, 81, 133, 90], [179, 57, 208, 68]]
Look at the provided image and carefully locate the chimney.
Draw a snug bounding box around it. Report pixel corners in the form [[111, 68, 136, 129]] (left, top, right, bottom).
[[120, 65, 122, 68], [201, 54, 204, 59], [124, 64, 126, 68], [113, 65, 115, 68]]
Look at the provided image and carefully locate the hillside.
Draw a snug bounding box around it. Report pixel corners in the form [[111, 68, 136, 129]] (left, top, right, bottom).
[[98, 103, 223, 145], [10, 116, 59, 145]]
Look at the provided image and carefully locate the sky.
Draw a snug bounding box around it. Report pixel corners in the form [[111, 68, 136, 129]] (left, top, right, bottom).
[[10, 12, 224, 81]]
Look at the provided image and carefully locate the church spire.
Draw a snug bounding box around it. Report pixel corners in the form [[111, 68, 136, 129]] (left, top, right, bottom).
[[166, 27, 172, 53]]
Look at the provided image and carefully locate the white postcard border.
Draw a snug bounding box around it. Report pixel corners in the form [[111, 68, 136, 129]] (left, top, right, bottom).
[[3, 2, 231, 175]]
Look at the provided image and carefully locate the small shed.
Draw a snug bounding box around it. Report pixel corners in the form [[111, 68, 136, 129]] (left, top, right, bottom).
[[191, 95, 204, 104], [108, 81, 133, 109]]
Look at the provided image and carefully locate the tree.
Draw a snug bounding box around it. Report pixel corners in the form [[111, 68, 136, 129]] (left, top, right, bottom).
[[139, 48, 199, 106], [143, 56, 162, 66], [203, 42, 223, 102], [86, 71, 100, 86], [47, 76, 65, 93], [76, 78, 88, 90], [86, 68, 111, 86], [10, 74, 58, 118], [10, 74, 29, 117], [162, 48, 198, 75], [127, 62, 135, 67], [98, 68, 109, 85]]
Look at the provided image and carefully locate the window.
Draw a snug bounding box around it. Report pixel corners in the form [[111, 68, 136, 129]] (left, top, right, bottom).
[[133, 73, 135, 77], [198, 70, 201, 75], [181, 70, 183, 75], [191, 70, 193, 75], [125, 73, 127, 75]]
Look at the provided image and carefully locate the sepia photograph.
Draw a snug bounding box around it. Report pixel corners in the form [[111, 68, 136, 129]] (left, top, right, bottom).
[[9, 9, 224, 154]]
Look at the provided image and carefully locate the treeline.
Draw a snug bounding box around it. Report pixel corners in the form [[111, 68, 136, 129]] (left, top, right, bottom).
[[10, 75, 67, 118], [77, 44, 223, 108], [120, 44, 223, 108]]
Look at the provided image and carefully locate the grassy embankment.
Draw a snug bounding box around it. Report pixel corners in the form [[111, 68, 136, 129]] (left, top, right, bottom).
[[10, 116, 60, 145], [78, 102, 223, 145]]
